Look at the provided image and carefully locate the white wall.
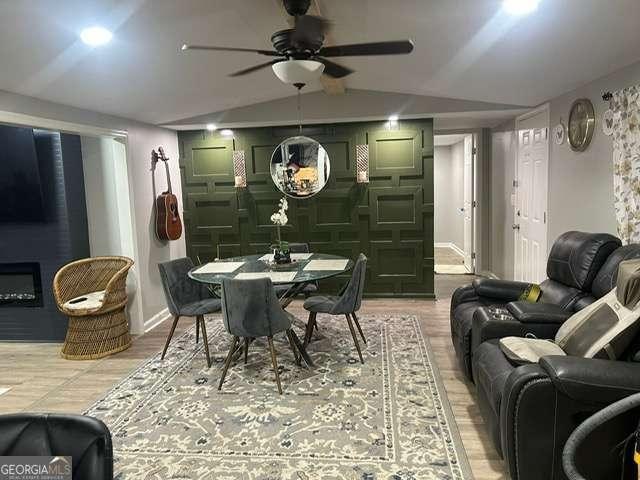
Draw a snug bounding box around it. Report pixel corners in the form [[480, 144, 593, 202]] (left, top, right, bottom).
[[81, 137, 132, 257], [81, 136, 142, 328], [489, 59, 640, 279], [489, 122, 517, 279], [545, 64, 640, 243], [434, 143, 465, 250], [0, 89, 186, 333]]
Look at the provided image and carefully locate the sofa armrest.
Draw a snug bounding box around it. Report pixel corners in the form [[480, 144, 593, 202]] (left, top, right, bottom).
[[471, 309, 561, 353], [540, 356, 640, 404], [499, 357, 640, 480], [472, 278, 532, 302], [506, 301, 572, 324]]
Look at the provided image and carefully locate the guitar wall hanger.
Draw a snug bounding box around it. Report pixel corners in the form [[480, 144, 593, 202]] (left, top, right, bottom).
[[151, 147, 183, 241]]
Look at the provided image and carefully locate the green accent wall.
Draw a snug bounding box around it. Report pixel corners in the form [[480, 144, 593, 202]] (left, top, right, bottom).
[[178, 119, 434, 297]]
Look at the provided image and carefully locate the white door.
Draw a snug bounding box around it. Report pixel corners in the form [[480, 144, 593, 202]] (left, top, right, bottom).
[[514, 107, 549, 283], [463, 135, 474, 273]]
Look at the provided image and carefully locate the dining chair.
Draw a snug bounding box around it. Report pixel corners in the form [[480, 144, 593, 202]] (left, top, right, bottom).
[[302, 253, 368, 363], [218, 277, 309, 394], [158, 258, 221, 367], [273, 242, 318, 298]]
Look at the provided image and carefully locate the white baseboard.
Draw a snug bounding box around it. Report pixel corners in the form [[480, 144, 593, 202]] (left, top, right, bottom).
[[144, 308, 171, 333], [434, 242, 465, 257]]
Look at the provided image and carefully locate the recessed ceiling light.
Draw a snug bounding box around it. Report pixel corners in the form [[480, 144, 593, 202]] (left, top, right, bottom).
[[80, 26, 113, 47], [503, 0, 540, 15], [388, 115, 399, 122], [206, 123, 217, 131], [220, 129, 234, 137]]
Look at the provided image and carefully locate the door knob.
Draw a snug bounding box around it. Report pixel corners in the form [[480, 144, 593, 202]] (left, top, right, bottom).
[[512, 224, 520, 230]]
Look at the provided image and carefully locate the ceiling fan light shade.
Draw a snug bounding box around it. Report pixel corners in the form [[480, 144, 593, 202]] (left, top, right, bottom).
[[272, 60, 324, 85]]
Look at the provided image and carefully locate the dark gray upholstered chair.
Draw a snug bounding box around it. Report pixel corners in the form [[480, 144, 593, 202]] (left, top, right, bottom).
[[273, 242, 318, 298], [158, 257, 221, 367], [303, 253, 368, 363], [219, 277, 309, 394]]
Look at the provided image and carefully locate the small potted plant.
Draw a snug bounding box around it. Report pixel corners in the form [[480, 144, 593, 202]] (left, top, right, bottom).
[[270, 197, 291, 264]]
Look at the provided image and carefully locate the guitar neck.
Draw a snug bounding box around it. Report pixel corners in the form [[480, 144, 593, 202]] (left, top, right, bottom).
[[163, 160, 172, 194]]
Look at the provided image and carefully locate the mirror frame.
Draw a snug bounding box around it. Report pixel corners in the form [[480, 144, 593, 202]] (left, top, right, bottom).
[[270, 135, 331, 199]]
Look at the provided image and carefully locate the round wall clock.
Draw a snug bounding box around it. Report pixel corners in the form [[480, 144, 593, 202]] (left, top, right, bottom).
[[553, 122, 566, 145], [567, 98, 595, 152]]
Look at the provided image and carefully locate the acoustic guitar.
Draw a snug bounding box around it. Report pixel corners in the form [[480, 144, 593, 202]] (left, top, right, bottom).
[[151, 147, 183, 241]]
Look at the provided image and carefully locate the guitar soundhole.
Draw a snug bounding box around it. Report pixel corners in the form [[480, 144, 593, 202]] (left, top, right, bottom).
[[170, 203, 178, 221]]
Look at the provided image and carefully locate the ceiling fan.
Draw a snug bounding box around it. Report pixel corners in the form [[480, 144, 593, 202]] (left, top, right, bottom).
[[181, 0, 414, 86]]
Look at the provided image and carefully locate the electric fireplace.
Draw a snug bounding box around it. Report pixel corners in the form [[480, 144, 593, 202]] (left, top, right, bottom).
[[0, 262, 43, 308]]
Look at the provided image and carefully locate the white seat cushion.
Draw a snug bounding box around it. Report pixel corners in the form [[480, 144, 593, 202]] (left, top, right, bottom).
[[63, 290, 105, 311], [499, 337, 566, 365]]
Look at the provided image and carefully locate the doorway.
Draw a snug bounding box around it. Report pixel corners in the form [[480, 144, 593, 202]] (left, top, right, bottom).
[[514, 105, 549, 283], [434, 133, 476, 275]]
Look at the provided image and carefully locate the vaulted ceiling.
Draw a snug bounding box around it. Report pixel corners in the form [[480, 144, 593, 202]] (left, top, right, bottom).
[[0, 0, 639, 127]]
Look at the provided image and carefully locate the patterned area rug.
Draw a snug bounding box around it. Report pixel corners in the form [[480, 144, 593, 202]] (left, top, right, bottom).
[[86, 314, 473, 479]]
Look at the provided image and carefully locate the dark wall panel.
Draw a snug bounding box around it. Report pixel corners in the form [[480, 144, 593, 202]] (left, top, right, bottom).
[[178, 119, 434, 297], [0, 130, 90, 341]]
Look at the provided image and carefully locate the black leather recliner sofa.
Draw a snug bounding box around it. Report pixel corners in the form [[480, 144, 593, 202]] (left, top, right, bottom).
[[0, 413, 113, 480], [449, 232, 640, 480], [450, 231, 622, 381]]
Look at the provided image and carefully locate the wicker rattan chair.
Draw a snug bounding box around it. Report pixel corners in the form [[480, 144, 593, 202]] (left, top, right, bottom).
[[53, 256, 134, 360]]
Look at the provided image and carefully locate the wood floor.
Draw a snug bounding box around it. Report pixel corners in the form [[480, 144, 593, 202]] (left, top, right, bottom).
[[435, 245, 466, 266], [0, 277, 508, 479]]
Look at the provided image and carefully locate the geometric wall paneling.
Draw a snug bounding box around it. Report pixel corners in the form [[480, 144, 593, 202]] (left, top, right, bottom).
[[308, 135, 357, 178], [243, 190, 300, 235], [307, 188, 360, 232], [178, 119, 434, 297], [192, 145, 232, 176], [367, 128, 425, 179], [216, 242, 243, 259], [183, 136, 236, 185], [370, 240, 424, 278], [234, 129, 279, 184], [189, 190, 240, 234], [368, 186, 423, 231], [369, 240, 426, 295]]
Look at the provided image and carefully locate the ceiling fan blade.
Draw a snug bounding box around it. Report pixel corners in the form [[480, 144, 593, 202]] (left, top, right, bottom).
[[229, 59, 282, 77], [318, 40, 414, 57], [291, 15, 330, 48], [181, 44, 281, 57], [315, 57, 353, 79]]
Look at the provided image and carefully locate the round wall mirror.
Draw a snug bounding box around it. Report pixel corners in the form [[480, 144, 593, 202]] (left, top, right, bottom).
[[270, 136, 331, 198]]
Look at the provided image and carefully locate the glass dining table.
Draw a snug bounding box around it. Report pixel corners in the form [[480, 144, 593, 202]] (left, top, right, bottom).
[[188, 253, 354, 368], [188, 252, 353, 307]]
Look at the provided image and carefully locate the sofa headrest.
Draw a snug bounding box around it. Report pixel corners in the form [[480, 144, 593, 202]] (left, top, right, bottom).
[[546, 231, 621, 290], [616, 259, 640, 307], [591, 244, 640, 298]]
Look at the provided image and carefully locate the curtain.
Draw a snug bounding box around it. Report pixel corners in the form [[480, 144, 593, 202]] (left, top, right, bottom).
[[612, 85, 640, 244]]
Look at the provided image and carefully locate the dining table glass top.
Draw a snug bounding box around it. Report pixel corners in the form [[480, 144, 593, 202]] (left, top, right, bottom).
[[188, 253, 354, 285]]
